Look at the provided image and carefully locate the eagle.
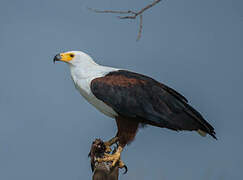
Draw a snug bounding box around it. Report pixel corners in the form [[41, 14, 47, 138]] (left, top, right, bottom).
[[54, 51, 216, 168]]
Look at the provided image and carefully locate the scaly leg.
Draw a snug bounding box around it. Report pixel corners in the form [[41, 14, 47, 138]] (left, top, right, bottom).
[[104, 136, 119, 153], [97, 146, 123, 167]]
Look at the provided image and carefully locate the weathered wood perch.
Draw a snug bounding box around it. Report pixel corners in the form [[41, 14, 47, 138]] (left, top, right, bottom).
[[89, 139, 127, 180]]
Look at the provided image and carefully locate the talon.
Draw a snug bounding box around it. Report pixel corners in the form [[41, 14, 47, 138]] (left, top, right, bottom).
[[96, 146, 123, 168], [123, 165, 128, 174], [118, 160, 128, 174]]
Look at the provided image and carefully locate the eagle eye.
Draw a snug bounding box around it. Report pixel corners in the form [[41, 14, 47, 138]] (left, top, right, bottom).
[[70, 54, 74, 58]]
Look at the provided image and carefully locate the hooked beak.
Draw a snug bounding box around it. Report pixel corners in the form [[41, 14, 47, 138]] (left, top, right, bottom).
[[53, 54, 62, 64]]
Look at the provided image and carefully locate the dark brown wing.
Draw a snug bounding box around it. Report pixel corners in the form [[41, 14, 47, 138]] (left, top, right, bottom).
[[90, 70, 216, 139]]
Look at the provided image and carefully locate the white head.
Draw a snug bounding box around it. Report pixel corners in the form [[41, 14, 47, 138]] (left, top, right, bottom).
[[53, 51, 98, 67]]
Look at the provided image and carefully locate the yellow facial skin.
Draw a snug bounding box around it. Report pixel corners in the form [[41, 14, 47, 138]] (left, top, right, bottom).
[[59, 52, 75, 62]]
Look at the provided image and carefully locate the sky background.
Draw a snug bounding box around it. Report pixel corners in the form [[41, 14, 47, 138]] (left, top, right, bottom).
[[0, 0, 242, 179]]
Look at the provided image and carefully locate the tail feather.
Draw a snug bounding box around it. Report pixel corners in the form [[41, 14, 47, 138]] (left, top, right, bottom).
[[185, 105, 217, 140]]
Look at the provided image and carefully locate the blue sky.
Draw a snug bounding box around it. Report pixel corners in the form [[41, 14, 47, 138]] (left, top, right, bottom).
[[0, 0, 242, 179]]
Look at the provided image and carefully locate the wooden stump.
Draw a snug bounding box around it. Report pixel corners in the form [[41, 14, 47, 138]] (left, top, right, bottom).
[[89, 139, 119, 180]]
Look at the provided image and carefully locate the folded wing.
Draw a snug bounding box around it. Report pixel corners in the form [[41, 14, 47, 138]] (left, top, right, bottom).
[[91, 70, 216, 139]]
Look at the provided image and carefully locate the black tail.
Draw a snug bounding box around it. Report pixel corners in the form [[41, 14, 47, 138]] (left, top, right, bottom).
[[185, 105, 217, 140]]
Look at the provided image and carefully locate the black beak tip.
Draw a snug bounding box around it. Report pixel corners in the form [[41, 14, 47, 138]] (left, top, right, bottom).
[[53, 54, 61, 64]]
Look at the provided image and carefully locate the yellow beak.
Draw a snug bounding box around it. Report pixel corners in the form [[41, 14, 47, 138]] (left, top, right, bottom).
[[53, 52, 74, 63]]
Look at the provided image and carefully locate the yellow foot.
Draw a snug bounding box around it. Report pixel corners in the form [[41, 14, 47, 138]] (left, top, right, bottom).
[[104, 142, 112, 153], [97, 146, 123, 168], [97, 152, 120, 167], [104, 137, 119, 153]]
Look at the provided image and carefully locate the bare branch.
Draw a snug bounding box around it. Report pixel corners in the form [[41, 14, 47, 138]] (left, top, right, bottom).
[[88, 8, 136, 15], [88, 0, 162, 41], [136, 15, 143, 41]]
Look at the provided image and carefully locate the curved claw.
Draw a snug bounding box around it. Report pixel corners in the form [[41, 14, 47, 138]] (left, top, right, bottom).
[[122, 165, 128, 174], [118, 160, 127, 174]]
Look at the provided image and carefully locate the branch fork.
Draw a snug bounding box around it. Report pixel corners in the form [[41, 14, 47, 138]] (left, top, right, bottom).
[[89, 0, 162, 41]]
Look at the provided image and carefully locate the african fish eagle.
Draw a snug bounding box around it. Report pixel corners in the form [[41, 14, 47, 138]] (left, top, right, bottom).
[[54, 51, 216, 168]]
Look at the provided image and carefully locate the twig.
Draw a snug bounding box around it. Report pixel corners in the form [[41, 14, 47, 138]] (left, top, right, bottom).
[[87, 9, 136, 15], [88, 0, 162, 41], [137, 15, 143, 41]]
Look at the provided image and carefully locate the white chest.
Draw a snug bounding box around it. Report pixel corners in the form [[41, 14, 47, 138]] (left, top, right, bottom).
[[71, 68, 118, 118]]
